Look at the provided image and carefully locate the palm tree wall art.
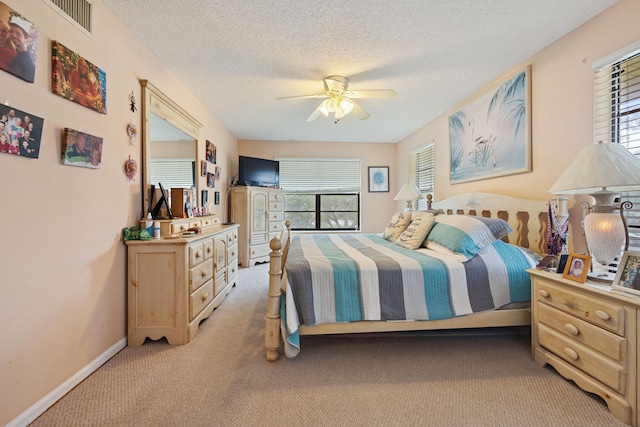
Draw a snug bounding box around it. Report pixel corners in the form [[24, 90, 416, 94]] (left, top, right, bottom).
[[448, 66, 531, 184]]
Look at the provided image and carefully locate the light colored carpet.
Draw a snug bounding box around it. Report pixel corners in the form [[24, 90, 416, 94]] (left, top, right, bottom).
[[31, 263, 626, 426]]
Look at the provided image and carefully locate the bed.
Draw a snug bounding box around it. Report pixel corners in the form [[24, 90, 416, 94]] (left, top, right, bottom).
[[264, 193, 549, 361]]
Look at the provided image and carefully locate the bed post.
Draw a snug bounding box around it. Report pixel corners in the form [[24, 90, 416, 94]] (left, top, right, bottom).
[[265, 236, 283, 361]]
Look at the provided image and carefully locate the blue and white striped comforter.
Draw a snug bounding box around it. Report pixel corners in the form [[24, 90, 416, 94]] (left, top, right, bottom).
[[281, 233, 538, 357]]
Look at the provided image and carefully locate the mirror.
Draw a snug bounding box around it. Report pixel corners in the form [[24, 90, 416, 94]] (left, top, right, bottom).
[[141, 80, 202, 218]]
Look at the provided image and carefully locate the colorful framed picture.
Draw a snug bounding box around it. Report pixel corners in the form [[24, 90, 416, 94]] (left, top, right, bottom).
[[62, 128, 103, 169], [52, 41, 107, 114], [0, 2, 39, 83], [613, 251, 640, 296], [562, 253, 591, 283], [0, 103, 43, 158], [206, 172, 215, 188], [449, 66, 531, 184], [368, 166, 389, 192], [206, 140, 216, 164]]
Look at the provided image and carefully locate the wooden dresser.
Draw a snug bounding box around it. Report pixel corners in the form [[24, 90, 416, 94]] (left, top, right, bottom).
[[231, 186, 284, 267], [529, 269, 639, 426], [126, 223, 239, 345]]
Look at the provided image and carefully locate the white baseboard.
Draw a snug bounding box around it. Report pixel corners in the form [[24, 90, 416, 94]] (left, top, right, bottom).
[[7, 338, 127, 427]]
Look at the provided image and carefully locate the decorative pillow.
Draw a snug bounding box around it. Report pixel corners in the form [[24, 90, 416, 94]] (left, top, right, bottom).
[[395, 214, 436, 250], [382, 212, 412, 242], [424, 215, 512, 260]]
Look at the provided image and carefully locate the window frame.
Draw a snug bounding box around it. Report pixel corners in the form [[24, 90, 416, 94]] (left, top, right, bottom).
[[409, 142, 435, 210]]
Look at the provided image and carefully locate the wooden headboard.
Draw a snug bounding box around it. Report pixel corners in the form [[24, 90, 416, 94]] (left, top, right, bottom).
[[432, 192, 549, 254]]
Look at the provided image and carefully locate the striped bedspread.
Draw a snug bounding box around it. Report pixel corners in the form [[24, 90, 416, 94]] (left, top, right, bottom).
[[281, 233, 538, 357]]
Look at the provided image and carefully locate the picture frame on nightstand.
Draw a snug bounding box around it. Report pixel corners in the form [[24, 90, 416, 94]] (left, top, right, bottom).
[[612, 251, 640, 296], [562, 253, 590, 283]]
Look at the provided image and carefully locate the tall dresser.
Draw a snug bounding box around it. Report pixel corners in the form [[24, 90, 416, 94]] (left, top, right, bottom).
[[126, 223, 239, 345], [529, 268, 640, 426], [231, 186, 284, 267]]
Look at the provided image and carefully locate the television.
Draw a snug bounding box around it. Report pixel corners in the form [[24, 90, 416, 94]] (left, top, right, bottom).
[[238, 156, 279, 187]]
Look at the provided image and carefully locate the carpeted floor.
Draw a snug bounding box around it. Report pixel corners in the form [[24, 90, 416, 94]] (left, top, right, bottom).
[[31, 263, 626, 426]]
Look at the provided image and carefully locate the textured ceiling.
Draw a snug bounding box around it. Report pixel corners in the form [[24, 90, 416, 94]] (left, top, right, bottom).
[[103, 0, 618, 143]]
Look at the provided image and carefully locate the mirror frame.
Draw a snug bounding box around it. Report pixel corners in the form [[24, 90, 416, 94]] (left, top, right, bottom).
[[140, 80, 202, 217]]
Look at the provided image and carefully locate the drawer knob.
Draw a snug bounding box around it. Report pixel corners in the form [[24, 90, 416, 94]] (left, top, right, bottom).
[[538, 289, 550, 298], [564, 323, 579, 336], [595, 310, 610, 321], [563, 347, 579, 361], [201, 270, 207, 277], [207, 247, 212, 253], [202, 293, 209, 301], [196, 251, 202, 258]]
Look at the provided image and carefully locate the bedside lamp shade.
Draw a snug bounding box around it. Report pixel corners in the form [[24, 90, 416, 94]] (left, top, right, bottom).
[[549, 142, 640, 278], [394, 182, 422, 211]]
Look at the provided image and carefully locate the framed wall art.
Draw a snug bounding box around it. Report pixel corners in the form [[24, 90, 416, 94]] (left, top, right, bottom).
[[62, 128, 103, 169], [0, 2, 38, 83], [206, 140, 216, 164], [562, 253, 591, 283], [368, 166, 389, 192], [449, 66, 531, 184], [613, 251, 640, 296], [207, 172, 215, 188], [0, 103, 43, 158], [52, 41, 107, 114]]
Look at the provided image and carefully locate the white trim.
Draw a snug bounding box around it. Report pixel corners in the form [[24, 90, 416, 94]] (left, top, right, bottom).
[[593, 39, 640, 71], [6, 338, 126, 427]]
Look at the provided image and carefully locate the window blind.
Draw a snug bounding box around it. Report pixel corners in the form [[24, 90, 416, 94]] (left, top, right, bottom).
[[150, 158, 195, 189], [277, 158, 361, 193], [409, 143, 435, 210], [594, 49, 640, 250]]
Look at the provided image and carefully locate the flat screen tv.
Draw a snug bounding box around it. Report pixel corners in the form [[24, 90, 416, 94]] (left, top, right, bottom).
[[238, 156, 279, 187]]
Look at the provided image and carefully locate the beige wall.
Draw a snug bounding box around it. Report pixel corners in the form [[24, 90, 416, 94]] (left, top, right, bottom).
[[0, 1, 237, 425], [238, 140, 397, 232], [396, 0, 640, 254]]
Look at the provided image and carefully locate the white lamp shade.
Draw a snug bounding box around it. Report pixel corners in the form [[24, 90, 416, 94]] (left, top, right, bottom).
[[393, 183, 422, 201], [549, 142, 640, 195], [584, 212, 626, 265]]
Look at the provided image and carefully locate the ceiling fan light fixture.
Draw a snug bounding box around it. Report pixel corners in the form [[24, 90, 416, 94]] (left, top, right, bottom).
[[339, 98, 354, 114]]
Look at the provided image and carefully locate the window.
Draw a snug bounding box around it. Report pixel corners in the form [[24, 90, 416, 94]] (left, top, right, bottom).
[[594, 44, 640, 250], [150, 158, 196, 189], [278, 158, 361, 230], [409, 142, 435, 210]]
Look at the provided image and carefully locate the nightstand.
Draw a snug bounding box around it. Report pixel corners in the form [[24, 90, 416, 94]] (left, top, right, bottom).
[[528, 268, 639, 426]]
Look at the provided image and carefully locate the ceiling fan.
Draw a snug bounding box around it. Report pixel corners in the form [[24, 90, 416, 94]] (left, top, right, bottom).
[[277, 75, 397, 123]]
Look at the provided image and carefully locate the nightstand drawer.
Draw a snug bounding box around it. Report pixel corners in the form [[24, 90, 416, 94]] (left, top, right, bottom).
[[534, 279, 624, 335], [539, 324, 625, 393], [538, 302, 626, 362]]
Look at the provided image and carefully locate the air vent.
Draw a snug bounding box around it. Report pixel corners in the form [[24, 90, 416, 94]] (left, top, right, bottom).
[[43, 0, 93, 35]]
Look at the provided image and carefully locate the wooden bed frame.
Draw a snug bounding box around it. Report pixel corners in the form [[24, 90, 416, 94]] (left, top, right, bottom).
[[265, 192, 549, 361]]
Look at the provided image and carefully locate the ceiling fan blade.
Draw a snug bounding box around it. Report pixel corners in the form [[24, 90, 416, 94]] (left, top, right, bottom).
[[306, 104, 324, 122], [345, 89, 397, 99], [276, 93, 328, 100], [350, 101, 371, 120]]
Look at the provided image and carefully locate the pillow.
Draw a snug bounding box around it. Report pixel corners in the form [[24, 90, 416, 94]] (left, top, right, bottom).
[[424, 215, 512, 260], [395, 214, 436, 250], [382, 212, 412, 242]]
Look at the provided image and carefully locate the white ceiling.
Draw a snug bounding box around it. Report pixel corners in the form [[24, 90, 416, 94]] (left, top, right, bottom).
[[103, 0, 618, 143]]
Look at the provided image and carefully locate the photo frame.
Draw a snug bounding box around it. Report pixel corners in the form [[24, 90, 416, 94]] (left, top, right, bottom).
[[207, 172, 215, 188], [449, 66, 531, 184], [62, 128, 103, 169], [612, 251, 640, 296], [0, 2, 39, 83], [201, 160, 207, 176], [214, 191, 220, 205], [562, 253, 591, 283], [368, 166, 389, 192], [555, 254, 569, 274], [52, 41, 107, 114], [206, 140, 216, 164], [0, 103, 44, 158], [215, 166, 221, 181]]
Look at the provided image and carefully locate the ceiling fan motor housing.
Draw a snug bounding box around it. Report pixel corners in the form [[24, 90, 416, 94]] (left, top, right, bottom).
[[323, 75, 349, 95]]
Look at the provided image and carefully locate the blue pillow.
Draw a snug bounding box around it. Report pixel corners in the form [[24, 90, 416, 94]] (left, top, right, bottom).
[[424, 215, 512, 260]]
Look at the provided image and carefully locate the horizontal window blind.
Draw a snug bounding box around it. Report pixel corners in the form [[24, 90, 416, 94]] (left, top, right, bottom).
[[150, 158, 195, 189], [410, 142, 435, 210], [277, 158, 361, 193], [594, 49, 640, 252]]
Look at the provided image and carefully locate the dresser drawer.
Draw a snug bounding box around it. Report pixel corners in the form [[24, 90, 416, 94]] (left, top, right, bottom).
[[189, 259, 213, 293], [269, 211, 284, 222], [190, 279, 213, 320], [538, 302, 626, 362], [539, 324, 625, 393], [227, 230, 238, 246], [227, 245, 238, 263], [203, 239, 214, 260], [250, 243, 271, 259], [189, 220, 202, 229], [534, 279, 624, 335], [269, 191, 283, 204], [270, 221, 284, 233], [189, 243, 205, 267], [269, 201, 284, 212], [227, 259, 239, 282], [171, 221, 190, 235]]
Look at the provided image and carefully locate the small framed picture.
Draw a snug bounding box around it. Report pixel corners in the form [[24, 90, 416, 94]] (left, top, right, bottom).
[[201, 160, 207, 176], [556, 254, 569, 274], [562, 253, 591, 283], [368, 166, 389, 192], [214, 191, 220, 205], [612, 251, 640, 296], [207, 172, 215, 188], [536, 255, 555, 271]]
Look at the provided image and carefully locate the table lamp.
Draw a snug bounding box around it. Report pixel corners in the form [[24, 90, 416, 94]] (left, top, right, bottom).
[[394, 182, 422, 211]]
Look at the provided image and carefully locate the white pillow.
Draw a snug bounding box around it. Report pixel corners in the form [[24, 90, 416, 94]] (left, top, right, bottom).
[[382, 212, 412, 242], [395, 214, 436, 250]]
